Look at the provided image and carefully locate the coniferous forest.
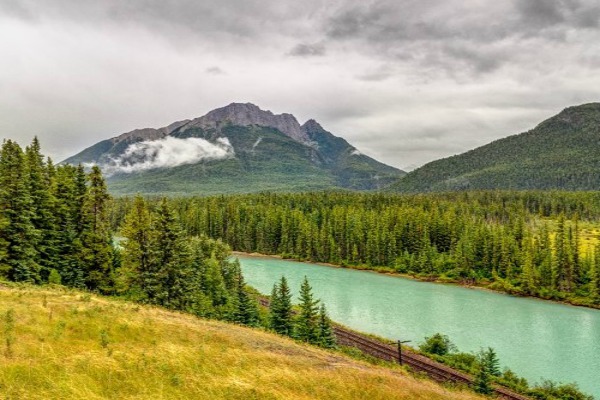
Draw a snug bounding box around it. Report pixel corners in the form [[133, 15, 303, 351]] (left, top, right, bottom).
[[108, 191, 600, 308], [5, 138, 600, 310]]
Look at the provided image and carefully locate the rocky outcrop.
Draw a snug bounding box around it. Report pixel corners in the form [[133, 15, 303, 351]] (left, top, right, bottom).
[[184, 103, 310, 143], [110, 103, 312, 145], [112, 120, 191, 143]]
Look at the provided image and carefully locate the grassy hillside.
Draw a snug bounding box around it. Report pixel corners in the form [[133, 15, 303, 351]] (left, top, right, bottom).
[[0, 284, 482, 400], [391, 103, 600, 192]]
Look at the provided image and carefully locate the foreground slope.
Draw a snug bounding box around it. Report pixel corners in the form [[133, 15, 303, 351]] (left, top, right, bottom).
[[391, 103, 600, 192], [0, 285, 481, 400], [64, 103, 403, 195]]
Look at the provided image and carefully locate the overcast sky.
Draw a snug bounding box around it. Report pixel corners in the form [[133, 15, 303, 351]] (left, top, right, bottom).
[[1, 0, 599, 170]]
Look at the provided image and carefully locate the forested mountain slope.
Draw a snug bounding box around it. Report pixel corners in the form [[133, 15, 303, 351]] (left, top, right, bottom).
[[390, 103, 600, 192], [64, 103, 403, 195]]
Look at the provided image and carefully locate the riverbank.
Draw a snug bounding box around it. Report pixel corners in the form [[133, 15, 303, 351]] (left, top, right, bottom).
[[232, 251, 600, 311]]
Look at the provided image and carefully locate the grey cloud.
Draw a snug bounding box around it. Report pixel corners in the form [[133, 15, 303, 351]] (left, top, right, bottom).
[[322, 0, 600, 78], [206, 66, 226, 75], [288, 43, 326, 57], [515, 0, 567, 28], [356, 65, 394, 81], [1, 0, 600, 170], [0, 0, 36, 20], [515, 0, 600, 30], [0, 0, 319, 43]]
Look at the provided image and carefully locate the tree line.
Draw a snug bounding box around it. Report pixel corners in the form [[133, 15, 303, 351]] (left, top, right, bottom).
[[108, 191, 600, 307]]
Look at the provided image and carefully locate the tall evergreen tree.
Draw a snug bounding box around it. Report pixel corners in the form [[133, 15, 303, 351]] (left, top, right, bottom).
[[232, 271, 259, 326], [270, 276, 293, 336], [80, 166, 114, 292], [553, 214, 569, 292], [51, 165, 85, 287], [0, 140, 40, 282], [295, 276, 320, 343], [152, 198, 190, 308], [317, 303, 336, 348], [475, 347, 500, 394], [25, 137, 57, 280], [120, 195, 156, 298]]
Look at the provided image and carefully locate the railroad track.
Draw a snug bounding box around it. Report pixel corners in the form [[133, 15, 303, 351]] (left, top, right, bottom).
[[258, 296, 529, 400], [333, 326, 529, 400]]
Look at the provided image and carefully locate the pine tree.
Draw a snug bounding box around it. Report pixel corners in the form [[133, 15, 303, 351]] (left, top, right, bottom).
[[521, 237, 537, 295], [152, 198, 190, 308], [483, 347, 501, 377], [317, 303, 336, 348], [25, 137, 57, 280], [80, 166, 114, 292], [475, 361, 493, 395], [120, 195, 156, 298], [200, 256, 230, 313], [270, 276, 293, 336], [0, 140, 40, 282], [232, 271, 259, 326], [51, 165, 85, 287], [295, 276, 320, 343], [553, 214, 569, 292]]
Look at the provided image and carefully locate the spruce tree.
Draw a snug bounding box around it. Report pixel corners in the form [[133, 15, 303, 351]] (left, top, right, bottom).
[[483, 347, 501, 377], [200, 256, 230, 314], [25, 137, 57, 280], [475, 361, 493, 395], [317, 303, 336, 348], [232, 271, 259, 326], [295, 276, 320, 343], [51, 165, 85, 287], [152, 198, 190, 308], [270, 276, 293, 336], [0, 140, 40, 282], [120, 195, 156, 298], [80, 166, 114, 292], [475, 347, 500, 394], [553, 214, 568, 292], [521, 237, 537, 295]]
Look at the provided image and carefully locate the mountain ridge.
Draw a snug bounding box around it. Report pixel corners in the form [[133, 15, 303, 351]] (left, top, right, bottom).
[[64, 103, 404, 195], [390, 102, 600, 192]]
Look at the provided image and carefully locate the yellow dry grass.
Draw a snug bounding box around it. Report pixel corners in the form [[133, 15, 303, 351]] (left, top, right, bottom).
[[0, 284, 482, 400]]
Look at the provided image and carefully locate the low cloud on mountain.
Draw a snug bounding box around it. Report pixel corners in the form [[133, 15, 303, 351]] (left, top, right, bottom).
[[100, 137, 234, 175]]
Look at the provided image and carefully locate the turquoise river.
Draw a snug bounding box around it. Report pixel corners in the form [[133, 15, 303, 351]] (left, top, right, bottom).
[[238, 255, 600, 398]]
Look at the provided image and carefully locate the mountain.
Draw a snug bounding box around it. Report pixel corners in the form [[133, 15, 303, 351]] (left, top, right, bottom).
[[65, 103, 404, 195], [390, 103, 600, 192], [0, 284, 482, 400]]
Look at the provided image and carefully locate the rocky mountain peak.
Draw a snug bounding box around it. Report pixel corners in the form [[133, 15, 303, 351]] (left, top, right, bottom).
[[302, 119, 325, 133], [185, 102, 310, 143]]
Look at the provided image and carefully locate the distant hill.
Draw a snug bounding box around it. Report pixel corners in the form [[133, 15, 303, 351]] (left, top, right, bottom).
[[0, 284, 481, 400], [390, 103, 600, 192], [64, 103, 404, 195]]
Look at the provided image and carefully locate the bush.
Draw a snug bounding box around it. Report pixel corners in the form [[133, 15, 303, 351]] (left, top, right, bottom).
[[419, 333, 456, 356]]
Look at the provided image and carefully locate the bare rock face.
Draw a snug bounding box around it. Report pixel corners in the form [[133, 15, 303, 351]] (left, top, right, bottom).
[[185, 103, 310, 143], [112, 120, 191, 144], [110, 103, 318, 145]]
